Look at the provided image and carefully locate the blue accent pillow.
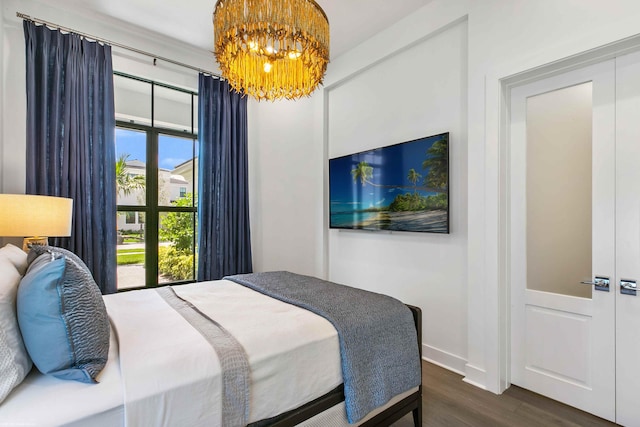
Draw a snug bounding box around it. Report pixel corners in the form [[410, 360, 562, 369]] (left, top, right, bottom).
[[17, 246, 110, 383]]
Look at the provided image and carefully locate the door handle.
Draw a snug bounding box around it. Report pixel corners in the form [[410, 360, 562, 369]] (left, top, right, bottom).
[[620, 280, 637, 296], [579, 277, 609, 292]]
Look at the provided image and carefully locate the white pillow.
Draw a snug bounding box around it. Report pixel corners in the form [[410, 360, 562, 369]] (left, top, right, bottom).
[[0, 249, 32, 405], [0, 244, 28, 275]]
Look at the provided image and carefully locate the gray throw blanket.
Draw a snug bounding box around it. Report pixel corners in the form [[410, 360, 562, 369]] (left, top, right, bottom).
[[225, 271, 421, 424]]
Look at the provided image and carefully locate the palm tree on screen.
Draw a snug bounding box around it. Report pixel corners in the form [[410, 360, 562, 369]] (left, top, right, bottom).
[[407, 168, 422, 194], [351, 161, 374, 186], [422, 135, 448, 191]]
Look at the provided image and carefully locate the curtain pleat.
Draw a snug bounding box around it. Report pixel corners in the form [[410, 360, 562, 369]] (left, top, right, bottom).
[[24, 21, 117, 294], [197, 74, 252, 281]]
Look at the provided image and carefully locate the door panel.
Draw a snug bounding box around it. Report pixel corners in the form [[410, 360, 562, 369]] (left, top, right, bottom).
[[525, 82, 593, 298], [525, 305, 591, 387], [510, 60, 616, 421], [615, 50, 640, 426]]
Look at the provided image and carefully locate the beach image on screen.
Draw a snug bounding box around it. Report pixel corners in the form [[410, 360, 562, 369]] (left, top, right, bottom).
[[329, 133, 449, 233]]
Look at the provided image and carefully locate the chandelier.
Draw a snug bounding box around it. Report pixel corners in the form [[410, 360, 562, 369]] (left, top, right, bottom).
[[213, 0, 330, 101]]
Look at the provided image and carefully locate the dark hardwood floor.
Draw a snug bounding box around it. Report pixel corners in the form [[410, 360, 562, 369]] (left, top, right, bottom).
[[392, 361, 617, 427]]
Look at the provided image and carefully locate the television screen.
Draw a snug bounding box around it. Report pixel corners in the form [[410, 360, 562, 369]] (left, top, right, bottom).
[[329, 132, 449, 233]]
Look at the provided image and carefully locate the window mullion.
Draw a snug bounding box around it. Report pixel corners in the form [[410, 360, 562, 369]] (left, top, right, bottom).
[[145, 85, 160, 286], [191, 92, 197, 281], [145, 131, 159, 287]]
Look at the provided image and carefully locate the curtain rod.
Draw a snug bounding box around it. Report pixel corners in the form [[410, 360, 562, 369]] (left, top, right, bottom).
[[16, 12, 222, 79]]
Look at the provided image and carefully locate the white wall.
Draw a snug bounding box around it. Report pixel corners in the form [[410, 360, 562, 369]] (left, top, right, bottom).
[[326, 20, 468, 373], [248, 97, 325, 277], [1, 1, 26, 195], [0, 2, 4, 192]]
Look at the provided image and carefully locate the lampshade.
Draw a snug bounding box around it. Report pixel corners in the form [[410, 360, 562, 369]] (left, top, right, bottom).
[[214, 0, 330, 101], [0, 194, 73, 237]]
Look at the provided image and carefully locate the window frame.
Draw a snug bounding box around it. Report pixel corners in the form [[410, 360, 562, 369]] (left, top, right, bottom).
[[115, 71, 198, 290]]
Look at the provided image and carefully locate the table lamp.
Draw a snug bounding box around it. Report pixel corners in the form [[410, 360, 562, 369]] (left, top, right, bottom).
[[0, 194, 73, 251]]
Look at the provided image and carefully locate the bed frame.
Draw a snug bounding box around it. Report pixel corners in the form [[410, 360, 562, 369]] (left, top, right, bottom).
[[252, 305, 423, 427]]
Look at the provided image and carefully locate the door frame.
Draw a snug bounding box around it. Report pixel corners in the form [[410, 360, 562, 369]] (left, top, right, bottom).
[[508, 62, 616, 420], [494, 36, 640, 394]]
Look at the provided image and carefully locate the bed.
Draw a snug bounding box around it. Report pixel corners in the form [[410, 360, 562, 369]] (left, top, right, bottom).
[[0, 245, 422, 427]]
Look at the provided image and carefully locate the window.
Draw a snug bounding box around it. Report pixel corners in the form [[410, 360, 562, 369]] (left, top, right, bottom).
[[114, 72, 198, 290]]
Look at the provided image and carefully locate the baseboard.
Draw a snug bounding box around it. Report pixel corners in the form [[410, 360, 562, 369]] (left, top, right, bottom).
[[422, 346, 489, 392], [462, 363, 487, 390], [422, 344, 467, 376]]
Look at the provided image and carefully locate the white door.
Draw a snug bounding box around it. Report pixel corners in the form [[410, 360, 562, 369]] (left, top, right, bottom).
[[615, 50, 640, 426], [510, 61, 616, 421]]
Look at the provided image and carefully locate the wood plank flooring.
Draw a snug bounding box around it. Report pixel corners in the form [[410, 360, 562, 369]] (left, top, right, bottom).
[[392, 361, 618, 427]]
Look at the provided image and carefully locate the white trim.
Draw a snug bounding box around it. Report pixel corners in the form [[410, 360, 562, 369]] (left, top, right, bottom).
[[422, 344, 467, 376], [320, 86, 330, 280], [462, 364, 487, 390]]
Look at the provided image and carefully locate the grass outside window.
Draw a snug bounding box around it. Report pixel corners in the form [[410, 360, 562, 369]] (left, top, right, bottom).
[[117, 248, 145, 265]]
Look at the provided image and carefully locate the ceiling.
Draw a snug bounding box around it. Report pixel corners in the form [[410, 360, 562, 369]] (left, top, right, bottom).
[[36, 0, 435, 59]]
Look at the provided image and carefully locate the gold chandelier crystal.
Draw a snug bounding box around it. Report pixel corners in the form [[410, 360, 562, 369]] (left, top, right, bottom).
[[214, 0, 330, 101]]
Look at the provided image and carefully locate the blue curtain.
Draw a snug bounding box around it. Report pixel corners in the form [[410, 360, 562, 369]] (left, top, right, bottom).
[[24, 21, 117, 294], [197, 74, 252, 280]]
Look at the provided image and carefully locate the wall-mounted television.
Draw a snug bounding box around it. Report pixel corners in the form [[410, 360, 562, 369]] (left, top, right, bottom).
[[329, 132, 449, 233]]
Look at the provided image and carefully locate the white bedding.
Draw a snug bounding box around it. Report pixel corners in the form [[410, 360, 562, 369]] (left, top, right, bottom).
[[0, 324, 123, 427], [0, 279, 343, 426]]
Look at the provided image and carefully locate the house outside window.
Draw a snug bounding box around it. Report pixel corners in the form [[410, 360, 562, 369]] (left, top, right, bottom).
[[125, 211, 136, 224]]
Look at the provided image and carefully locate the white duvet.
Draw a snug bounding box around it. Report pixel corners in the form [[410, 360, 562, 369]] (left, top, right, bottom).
[[0, 280, 342, 427]]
